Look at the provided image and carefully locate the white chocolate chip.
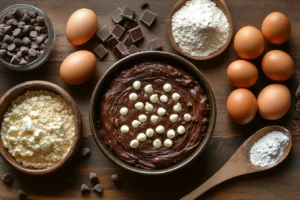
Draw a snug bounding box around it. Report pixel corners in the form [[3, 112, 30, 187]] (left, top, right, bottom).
[[138, 115, 147, 122], [177, 125, 186, 134], [133, 81, 141, 90], [135, 102, 144, 110], [132, 120, 141, 128], [144, 84, 153, 94], [164, 139, 173, 148], [150, 94, 159, 103], [173, 103, 182, 112], [120, 125, 129, 133], [169, 114, 178, 123], [130, 139, 139, 149], [163, 83, 172, 92], [167, 129, 176, 139], [137, 133, 147, 142], [157, 107, 166, 116], [184, 114, 192, 122], [156, 125, 165, 134], [120, 107, 128, 116], [146, 128, 155, 137], [129, 93, 138, 101], [172, 93, 181, 101], [160, 95, 168, 103], [145, 102, 154, 112], [153, 139, 162, 148], [151, 115, 159, 123]]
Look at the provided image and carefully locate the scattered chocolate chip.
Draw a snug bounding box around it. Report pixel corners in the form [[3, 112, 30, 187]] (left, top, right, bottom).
[[13, 28, 22, 38], [1, 174, 13, 184], [111, 7, 124, 24], [122, 7, 135, 19], [123, 35, 132, 48], [29, 31, 37, 38], [96, 26, 111, 42], [149, 37, 162, 51], [128, 26, 144, 43], [140, 9, 156, 27], [89, 172, 98, 184], [81, 147, 91, 158], [93, 184, 103, 194], [124, 19, 138, 30], [94, 44, 107, 60], [81, 184, 91, 194], [22, 13, 31, 23], [128, 45, 140, 54], [112, 24, 125, 40], [7, 43, 16, 51], [106, 36, 119, 50], [113, 42, 129, 59], [37, 16, 45, 24], [111, 173, 120, 185], [28, 11, 37, 18], [17, 190, 27, 200], [141, 0, 149, 9]]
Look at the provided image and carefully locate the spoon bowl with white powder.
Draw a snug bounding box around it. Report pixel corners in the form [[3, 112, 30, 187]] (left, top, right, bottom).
[[181, 125, 292, 199], [166, 0, 233, 60]]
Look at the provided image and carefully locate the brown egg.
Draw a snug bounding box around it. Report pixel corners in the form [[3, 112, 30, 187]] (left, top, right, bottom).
[[234, 26, 265, 60], [257, 84, 291, 120], [60, 50, 96, 85], [227, 60, 258, 88], [262, 50, 294, 81], [262, 12, 291, 44], [226, 89, 257, 125], [66, 8, 98, 46]]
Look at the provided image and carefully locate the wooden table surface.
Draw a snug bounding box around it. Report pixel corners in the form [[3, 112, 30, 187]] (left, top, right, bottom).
[[0, 0, 299, 199]]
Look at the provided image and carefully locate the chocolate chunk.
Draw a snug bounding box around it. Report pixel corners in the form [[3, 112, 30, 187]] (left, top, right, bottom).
[[94, 44, 107, 60], [13, 28, 22, 38], [17, 190, 27, 200], [37, 16, 45, 25], [31, 42, 38, 49], [111, 7, 124, 24], [7, 43, 16, 51], [123, 35, 132, 48], [22, 37, 31, 46], [113, 43, 129, 59], [128, 26, 144, 43], [81, 147, 91, 158], [10, 55, 19, 64], [93, 184, 103, 194], [18, 21, 25, 28], [28, 11, 37, 18], [106, 36, 119, 50], [112, 25, 125, 40], [81, 184, 91, 194], [6, 19, 18, 27], [122, 7, 135, 19], [22, 13, 30, 23], [28, 48, 37, 57], [22, 25, 32, 34], [0, 49, 7, 58], [140, 9, 156, 27], [141, 0, 149, 9], [3, 26, 12, 34], [96, 26, 111, 42], [124, 19, 138, 30], [149, 37, 162, 51], [1, 174, 13, 184], [3, 34, 12, 43], [29, 31, 37, 38], [12, 8, 21, 18], [128, 45, 140, 54], [111, 173, 120, 185], [89, 172, 98, 184]]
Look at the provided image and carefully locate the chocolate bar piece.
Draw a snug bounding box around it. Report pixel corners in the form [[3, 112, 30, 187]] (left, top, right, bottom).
[[96, 26, 111, 42], [94, 44, 108, 60], [113, 42, 129, 59], [149, 37, 162, 51], [140, 9, 156, 27], [124, 19, 138, 30], [141, 0, 149, 9], [111, 7, 124, 24], [112, 24, 125, 40], [128, 45, 140, 54], [123, 35, 133, 48], [122, 7, 135, 19], [106, 36, 119, 50], [128, 26, 144, 43]]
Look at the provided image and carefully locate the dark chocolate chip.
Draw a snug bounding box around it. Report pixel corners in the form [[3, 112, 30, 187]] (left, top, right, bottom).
[[12, 8, 21, 18], [28, 48, 37, 57], [94, 44, 107, 60], [37, 16, 45, 25], [20, 46, 29, 52], [22, 37, 31, 46], [1, 174, 13, 184], [19, 58, 28, 65], [13, 28, 22, 38], [16, 51, 23, 59], [122, 7, 135, 19], [21, 9, 29, 15], [28, 11, 37, 18], [81, 184, 91, 194], [202, 117, 209, 124], [14, 38, 23, 47], [3, 11, 14, 22], [141, 0, 149, 9], [10, 55, 19, 64], [0, 49, 7, 58], [7, 51, 14, 57], [6, 19, 18, 27], [29, 31, 37, 38], [40, 26, 47, 33], [96, 26, 111, 42], [123, 35, 132, 48], [7, 43, 16, 51], [30, 18, 37, 25], [89, 172, 98, 184], [36, 36, 44, 45], [113, 42, 129, 59], [18, 21, 25, 28], [3, 26, 12, 34], [39, 44, 46, 50], [111, 173, 120, 185], [34, 26, 42, 32], [22, 25, 32, 33], [81, 147, 91, 158], [106, 36, 119, 50], [140, 9, 156, 27], [0, 33, 3, 40], [128, 45, 140, 54], [31, 42, 38, 49], [1, 43, 7, 50], [24, 56, 29, 61], [22, 13, 30, 23], [149, 37, 162, 51], [3, 34, 12, 43], [93, 184, 103, 195], [17, 190, 27, 200], [10, 35, 15, 42], [128, 26, 144, 43], [124, 19, 138, 30], [111, 7, 124, 24], [44, 38, 49, 45], [112, 25, 125, 40]]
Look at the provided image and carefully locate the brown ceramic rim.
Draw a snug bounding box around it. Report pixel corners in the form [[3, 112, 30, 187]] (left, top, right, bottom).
[[166, 0, 234, 60], [0, 81, 82, 175], [90, 51, 216, 175]]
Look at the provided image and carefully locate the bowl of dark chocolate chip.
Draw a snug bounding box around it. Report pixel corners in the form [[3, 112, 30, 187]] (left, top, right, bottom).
[[0, 4, 55, 70], [90, 51, 216, 175]]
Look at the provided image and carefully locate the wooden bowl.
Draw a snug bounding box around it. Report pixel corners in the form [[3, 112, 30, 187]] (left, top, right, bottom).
[[90, 51, 217, 175], [0, 81, 82, 175], [166, 0, 234, 60]]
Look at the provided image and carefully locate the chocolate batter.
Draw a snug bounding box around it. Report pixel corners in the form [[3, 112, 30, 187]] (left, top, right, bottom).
[[99, 62, 209, 169]]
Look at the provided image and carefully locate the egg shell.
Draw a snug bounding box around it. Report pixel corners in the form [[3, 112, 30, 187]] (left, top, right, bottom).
[[257, 84, 291, 120], [262, 50, 294, 81], [227, 60, 258, 88], [234, 26, 265, 60], [60, 50, 96, 85], [226, 88, 257, 125], [262, 12, 291, 44], [66, 8, 98, 46]]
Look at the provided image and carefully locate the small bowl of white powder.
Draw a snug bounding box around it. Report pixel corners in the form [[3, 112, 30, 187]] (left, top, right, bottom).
[[0, 81, 82, 175], [166, 0, 233, 60]]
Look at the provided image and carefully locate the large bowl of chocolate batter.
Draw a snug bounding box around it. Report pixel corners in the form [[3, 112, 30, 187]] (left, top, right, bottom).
[[90, 51, 216, 175]]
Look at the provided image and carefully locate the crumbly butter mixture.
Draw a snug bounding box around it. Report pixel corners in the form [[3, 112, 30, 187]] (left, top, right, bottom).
[[0, 90, 75, 169]]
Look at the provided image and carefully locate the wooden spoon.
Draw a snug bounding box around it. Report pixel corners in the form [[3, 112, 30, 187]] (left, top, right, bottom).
[[181, 125, 292, 200], [166, 0, 234, 60]]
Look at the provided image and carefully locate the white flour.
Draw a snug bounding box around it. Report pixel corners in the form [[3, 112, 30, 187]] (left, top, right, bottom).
[[250, 131, 289, 167], [171, 0, 230, 56]]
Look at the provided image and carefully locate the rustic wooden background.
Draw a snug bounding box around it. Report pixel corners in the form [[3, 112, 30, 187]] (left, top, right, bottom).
[[0, 0, 300, 199]]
